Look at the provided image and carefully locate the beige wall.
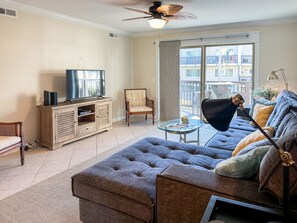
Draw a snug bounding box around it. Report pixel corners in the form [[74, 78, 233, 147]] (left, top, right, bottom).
[[133, 36, 157, 99], [0, 11, 133, 143], [133, 22, 297, 113], [1, 9, 296, 144]]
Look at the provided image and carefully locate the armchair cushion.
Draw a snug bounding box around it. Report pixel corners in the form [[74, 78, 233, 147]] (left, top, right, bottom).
[[130, 106, 153, 113], [0, 136, 21, 150], [124, 88, 154, 127], [125, 90, 146, 107]]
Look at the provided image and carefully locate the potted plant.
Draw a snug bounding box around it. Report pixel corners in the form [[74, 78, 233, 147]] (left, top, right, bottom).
[[252, 86, 279, 100]]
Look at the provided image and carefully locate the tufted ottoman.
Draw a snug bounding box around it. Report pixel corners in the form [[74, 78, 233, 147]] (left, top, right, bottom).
[[72, 137, 230, 223]]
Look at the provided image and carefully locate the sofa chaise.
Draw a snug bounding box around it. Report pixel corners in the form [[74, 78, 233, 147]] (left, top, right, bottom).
[[72, 90, 297, 223]]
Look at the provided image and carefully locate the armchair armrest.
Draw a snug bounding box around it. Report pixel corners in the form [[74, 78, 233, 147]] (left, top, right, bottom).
[[0, 122, 23, 137], [156, 165, 280, 223], [125, 100, 130, 112], [0, 121, 25, 165], [146, 97, 154, 109]]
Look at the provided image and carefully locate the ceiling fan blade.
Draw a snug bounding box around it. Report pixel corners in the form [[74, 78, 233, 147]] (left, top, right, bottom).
[[165, 12, 197, 20], [124, 7, 152, 15], [156, 4, 183, 15], [122, 16, 152, 21]]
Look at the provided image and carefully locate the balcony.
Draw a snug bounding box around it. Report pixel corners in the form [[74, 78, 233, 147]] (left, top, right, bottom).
[[180, 80, 252, 117], [221, 55, 238, 64], [180, 56, 201, 65]]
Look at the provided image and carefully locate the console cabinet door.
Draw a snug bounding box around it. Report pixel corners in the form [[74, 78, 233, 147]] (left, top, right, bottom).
[[96, 101, 112, 130], [54, 107, 76, 143]]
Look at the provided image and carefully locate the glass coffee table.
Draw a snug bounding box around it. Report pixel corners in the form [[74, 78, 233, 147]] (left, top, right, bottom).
[[158, 118, 204, 145]]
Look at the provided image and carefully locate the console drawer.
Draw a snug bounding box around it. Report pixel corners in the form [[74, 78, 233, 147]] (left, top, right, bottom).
[[77, 123, 96, 137]]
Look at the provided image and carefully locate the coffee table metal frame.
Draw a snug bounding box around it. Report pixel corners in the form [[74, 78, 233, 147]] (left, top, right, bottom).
[[158, 119, 204, 145]]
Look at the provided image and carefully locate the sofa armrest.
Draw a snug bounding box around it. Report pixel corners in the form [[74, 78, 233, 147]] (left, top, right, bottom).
[[156, 165, 280, 223]]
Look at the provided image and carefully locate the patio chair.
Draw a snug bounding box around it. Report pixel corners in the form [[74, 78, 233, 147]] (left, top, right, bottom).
[[0, 122, 24, 165], [124, 88, 154, 127]]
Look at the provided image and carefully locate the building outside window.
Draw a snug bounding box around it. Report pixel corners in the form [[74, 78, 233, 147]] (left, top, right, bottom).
[[180, 44, 253, 118], [186, 68, 200, 77]]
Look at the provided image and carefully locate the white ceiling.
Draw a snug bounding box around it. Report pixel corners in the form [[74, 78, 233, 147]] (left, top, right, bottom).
[[3, 0, 297, 35]]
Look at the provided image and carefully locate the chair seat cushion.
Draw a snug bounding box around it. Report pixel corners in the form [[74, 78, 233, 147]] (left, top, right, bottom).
[[0, 136, 21, 150], [130, 106, 153, 113]]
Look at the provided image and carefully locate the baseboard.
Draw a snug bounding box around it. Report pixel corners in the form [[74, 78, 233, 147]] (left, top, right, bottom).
[[112, 115, 159, 123]]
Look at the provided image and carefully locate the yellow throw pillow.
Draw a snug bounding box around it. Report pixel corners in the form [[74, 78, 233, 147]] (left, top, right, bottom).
[[250, 103, 274, 127], [232, 126, 274, 156]]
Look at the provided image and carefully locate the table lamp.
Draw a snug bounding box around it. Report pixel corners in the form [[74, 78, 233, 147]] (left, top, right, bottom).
[[267, 69, 288, 91], [201, 94, 295, 223]]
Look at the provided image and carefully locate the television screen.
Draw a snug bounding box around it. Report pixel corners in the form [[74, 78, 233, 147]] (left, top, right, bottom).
[[66, 69, 105, 101]]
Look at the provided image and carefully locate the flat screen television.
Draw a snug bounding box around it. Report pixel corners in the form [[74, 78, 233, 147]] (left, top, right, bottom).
[[66, 69, 105, 101]]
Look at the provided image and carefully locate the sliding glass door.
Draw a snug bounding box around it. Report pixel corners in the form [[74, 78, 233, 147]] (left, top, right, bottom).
[[179, 47, 203, 118], [180, 44, 253, 119]]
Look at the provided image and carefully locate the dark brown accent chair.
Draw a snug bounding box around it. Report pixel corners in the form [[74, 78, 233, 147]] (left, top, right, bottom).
[[124, 88, 154, 127], [0, 122, 24, 165]]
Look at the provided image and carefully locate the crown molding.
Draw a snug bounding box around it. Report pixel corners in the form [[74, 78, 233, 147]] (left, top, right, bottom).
[[0, 0, 132, 36], [132, 16, 297, 37], [2, 0, 297, 38]]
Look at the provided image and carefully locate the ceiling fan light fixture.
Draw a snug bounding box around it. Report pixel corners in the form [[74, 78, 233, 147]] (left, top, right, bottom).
[[148, 18, 166, 29]]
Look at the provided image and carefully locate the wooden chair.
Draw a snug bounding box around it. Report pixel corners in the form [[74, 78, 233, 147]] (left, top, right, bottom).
[[0, 122, 24, 165], [124, 88, 154, 127]]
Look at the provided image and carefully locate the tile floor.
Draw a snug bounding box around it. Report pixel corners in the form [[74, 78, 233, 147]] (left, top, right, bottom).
[[0, 117, 216, 200]]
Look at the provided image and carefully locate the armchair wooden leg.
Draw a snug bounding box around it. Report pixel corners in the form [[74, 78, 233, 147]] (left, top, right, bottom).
[[152, 114, 154, 125], [20, 145, 25, 165], [145, 114, 147, 120], [127, 115, 130, 127]]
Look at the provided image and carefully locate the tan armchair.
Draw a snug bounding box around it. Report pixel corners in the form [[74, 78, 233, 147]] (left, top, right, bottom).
[[0, 122, 24, 165], [124, 88, 154, 127]]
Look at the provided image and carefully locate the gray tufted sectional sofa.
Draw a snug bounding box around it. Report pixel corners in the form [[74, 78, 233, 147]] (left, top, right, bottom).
[[72, 90, 297, 223]]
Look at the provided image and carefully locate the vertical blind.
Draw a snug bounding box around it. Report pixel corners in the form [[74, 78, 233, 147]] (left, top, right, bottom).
[[159, 41, 181, 120]]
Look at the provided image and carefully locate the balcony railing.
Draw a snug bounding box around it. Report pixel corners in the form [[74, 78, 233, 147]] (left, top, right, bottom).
[[180, 80, 252, 116], [180, 56, 201, 65], [221, 55, 238, 64], [180, 55, 252, 66]]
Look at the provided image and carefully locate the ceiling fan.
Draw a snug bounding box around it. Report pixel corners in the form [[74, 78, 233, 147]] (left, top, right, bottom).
[[122, 1, 197, 29]]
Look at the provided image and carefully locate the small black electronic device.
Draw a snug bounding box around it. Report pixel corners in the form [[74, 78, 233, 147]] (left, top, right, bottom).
[[50, 92, 58, 105], [44, 90, 51, 106], [44, 90, 58, 106]]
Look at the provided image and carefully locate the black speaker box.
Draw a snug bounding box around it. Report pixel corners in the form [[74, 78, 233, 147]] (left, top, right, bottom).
[[50, 92, 58, 105], [44, 91, 58, 106], [44, 90, 51, 106]]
